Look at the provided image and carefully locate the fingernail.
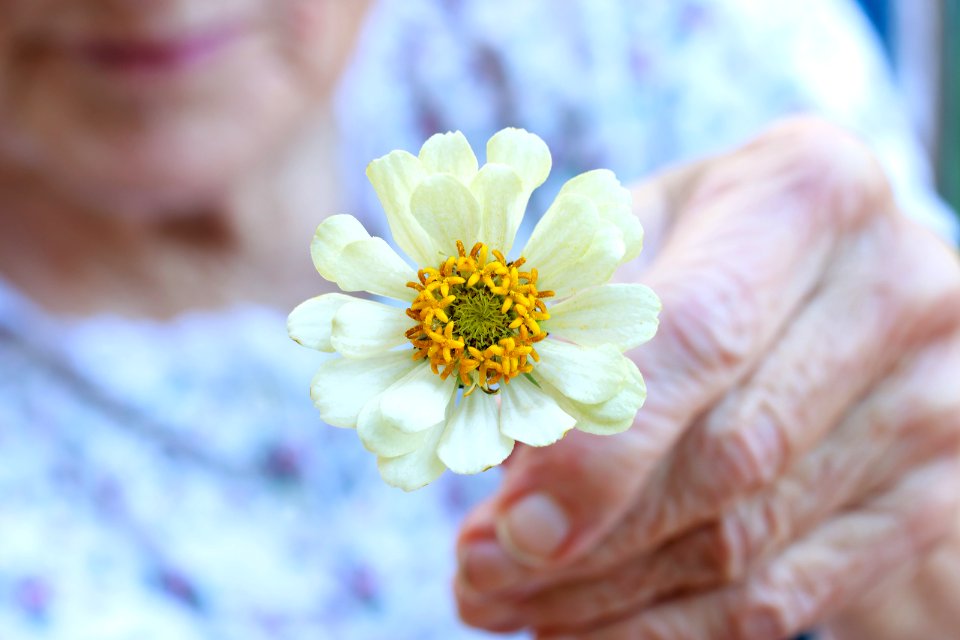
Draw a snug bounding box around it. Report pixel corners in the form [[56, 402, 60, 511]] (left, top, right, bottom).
[[496, 493, 569, 565], [460, 539, 526, 592]]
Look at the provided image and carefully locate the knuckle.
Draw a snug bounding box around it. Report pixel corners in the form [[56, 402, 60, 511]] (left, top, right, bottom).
[[711, 498, 787, 584], [597, 505, 658, 562], [532, 576, 636, 630], [857, 219, 960, 346], [754, 116, 893, 229], [712, 515, 751, 581], [824, 234, 960, 389], [890, 335, 960, 446], [902, 229, 960, 332], [691, 485, 796, 588], [659, 268, 759, 373], [901, 461, 960, 555], [708, 418, 785, 494]]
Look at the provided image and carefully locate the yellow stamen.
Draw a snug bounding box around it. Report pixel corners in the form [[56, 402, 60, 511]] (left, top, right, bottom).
[[404, 240, 551, 393]]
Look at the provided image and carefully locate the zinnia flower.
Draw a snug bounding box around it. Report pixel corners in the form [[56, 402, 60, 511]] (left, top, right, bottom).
[[288, 128, 660, 490]]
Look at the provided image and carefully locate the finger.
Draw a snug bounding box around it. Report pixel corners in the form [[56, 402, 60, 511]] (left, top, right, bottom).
[[456, 432, 655, 592], [457, 334, 960, 632], [458, 497, 498, 542], [458, 118, 890, 573], [537, 456, 960, 640]]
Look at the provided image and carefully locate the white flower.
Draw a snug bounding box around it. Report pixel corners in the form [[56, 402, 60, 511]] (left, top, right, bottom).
[[288, 128, 660, 490]]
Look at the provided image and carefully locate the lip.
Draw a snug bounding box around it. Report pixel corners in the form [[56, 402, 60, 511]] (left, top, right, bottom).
[[70, 24, 247, 74]]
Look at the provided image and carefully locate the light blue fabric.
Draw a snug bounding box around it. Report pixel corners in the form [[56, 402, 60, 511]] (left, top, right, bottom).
[[0, 1, 954, 639], [0, 286, 501, 640]]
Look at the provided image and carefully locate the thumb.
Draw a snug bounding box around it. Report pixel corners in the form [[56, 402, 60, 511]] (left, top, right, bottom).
[[488, 428, 660, 565], [455, 429, 663, 597]]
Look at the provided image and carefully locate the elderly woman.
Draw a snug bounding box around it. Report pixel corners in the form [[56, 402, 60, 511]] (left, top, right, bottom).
[[0, 1, 957, 639]]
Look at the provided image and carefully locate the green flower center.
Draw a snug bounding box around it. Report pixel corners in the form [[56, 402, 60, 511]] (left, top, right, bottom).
[[404, 240, 553, 392], [450, 286, 513, 351]]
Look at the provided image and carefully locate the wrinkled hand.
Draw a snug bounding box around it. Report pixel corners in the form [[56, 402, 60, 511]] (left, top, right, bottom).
[[454, 118, 960, 639]]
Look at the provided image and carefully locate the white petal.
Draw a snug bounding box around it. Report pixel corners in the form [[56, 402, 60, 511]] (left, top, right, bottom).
[[586, 357, 646, 422], [486, 128, 552, 191], [309, 351, 418, 428], [533, 340, 628, 405], [379, 364, 456, 433], [598, 201, 644, 263], [310, 215, 414, 300], [578, 370, 646, 434], [437, 392, 514, 474], [472, 163, 526, 255], [419, 131, 479, 184], [500, 377, 576, 447], [377, 424, 447, 491], [310, 215, 370, 281], [520, 194, 598, 279], [545, 284, 661, 350], [558, 170, 643, 263], [357, 397, 432, 457], [287, 293, 354, 352], [366, 150, 437, 265], [335, 237, 416, 301], [330, 299, 411, 358], [410, 174, 482, 258], [522, 192, 630, 296], [580, 415, 633, 435], [557, 169, 631, 208], [555, 358, 647, 435], [542, 221, 624, 298]]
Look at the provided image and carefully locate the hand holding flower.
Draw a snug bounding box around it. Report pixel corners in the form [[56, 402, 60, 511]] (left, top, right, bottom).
[[455, 118, 960, 639]]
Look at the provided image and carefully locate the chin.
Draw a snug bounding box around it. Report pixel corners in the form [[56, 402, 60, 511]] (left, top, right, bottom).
[[61, 155, 245, 217], [3, 87, 315, 217], [2, 119, 283, 216], [0, 22, 325, 216]]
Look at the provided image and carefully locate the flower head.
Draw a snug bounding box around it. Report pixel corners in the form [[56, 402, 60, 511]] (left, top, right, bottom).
[[288, 129, 660, 490]]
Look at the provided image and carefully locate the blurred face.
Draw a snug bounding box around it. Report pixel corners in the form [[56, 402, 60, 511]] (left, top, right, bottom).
[[0, 0, 368, 212]]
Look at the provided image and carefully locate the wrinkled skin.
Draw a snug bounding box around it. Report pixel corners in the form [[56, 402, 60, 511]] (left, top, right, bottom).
[[455, 117, 960, 640]]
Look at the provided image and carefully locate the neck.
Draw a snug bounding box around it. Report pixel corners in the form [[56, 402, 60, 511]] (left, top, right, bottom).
[[0, 113, 341, 319]]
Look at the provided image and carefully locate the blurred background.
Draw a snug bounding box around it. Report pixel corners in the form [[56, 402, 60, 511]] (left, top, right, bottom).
[[860, 0, 959, 220]]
